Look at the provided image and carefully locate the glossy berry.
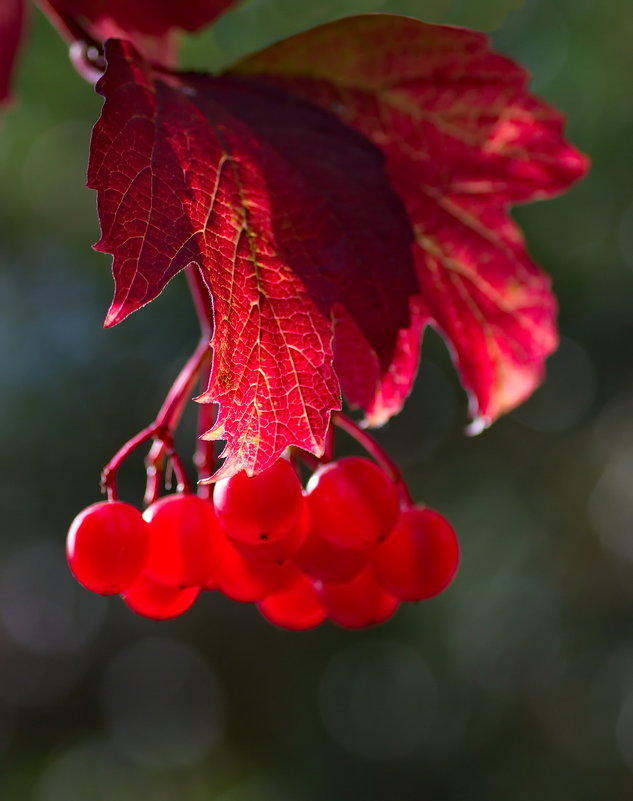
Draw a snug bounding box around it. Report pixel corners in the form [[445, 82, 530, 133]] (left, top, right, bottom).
[[122, 573, 200, 620], [212, 529, 293, 602], [213, 458, 303, 545], [319, 565, 399, 629], [306, 457, 400, 549], [230, 500, 309, 564], [257, 570, 327, 631], [66, 501, 150, 595], [295, 526, 370, 583], [142, 493, 222, 588], [373, 506, 459, 601]]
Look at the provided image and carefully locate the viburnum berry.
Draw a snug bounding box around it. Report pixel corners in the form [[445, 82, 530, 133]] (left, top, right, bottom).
[[142, 493, 222, 588], [294, 526, 371, 583], [229, 501, 309, 564], [373, 506, 460, 601], [122, 573, 200, 620], [213, 458, 304, 545], [306, 457, 401, 550], [211, 528, 294, 603], [66, 501, 150, 595], [257, 570, 327, 631], [319, 565, 399, 629]]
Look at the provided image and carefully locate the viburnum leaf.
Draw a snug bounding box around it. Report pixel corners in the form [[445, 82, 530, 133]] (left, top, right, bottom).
[[36, 0, 240, 65], [0, 0, 27, 108], [232, 14, 589, 428], [89, 39, 417, 479]]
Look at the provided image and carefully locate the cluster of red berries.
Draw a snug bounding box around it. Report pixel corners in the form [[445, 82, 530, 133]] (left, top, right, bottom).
[[66, 456, 459, 630]]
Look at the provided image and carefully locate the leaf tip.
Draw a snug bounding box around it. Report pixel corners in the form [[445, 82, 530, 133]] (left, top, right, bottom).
[[104, 303, 128, 328], [200, 423, 224, 443]]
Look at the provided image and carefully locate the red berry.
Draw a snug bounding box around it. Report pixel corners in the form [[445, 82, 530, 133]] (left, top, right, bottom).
[[142, 493, 223, 588], [373, 506, 459, 601], [213, 458, 303, 545], [230, 499, 309, 563], [295, 526, 370, 583], [319, 565, 399, 629], [66, 501, 150, 595], [306, 457, 400, 549], [213, 529, 293, 603], [258, 570, 327, 631], [122, 573, 200, 620]]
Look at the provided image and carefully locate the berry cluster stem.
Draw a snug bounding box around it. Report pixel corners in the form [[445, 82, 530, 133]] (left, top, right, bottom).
[[101, 266, 216, 502]]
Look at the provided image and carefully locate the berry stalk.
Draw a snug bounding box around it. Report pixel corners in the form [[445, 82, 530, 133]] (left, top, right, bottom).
[[331, 411, 414, 507], [103, 266, 215, 502]]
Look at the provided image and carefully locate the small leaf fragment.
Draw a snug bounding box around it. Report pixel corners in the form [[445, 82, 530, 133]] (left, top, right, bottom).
[[0, 0, 27, 108], [36, 0, 240, 65]]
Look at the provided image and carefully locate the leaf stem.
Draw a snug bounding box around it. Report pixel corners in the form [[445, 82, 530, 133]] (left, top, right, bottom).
[[323, 421, 335, 463], [41, 5, 101, 54], [331, 411, 414, 507], [185, 264, 214, 339], [290, 447, 321, 473]]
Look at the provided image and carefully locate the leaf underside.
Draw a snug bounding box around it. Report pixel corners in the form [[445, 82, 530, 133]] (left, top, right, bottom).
[[233, 15, 589, 428], [89, 38, 417, 479], [86, 14, 588, 479]]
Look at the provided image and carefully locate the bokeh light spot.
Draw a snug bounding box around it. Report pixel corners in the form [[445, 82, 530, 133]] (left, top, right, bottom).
[[101, 637, 226, 768], [318, 639, 436, 759]]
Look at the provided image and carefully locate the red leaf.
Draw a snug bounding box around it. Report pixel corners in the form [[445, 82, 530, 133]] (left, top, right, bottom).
[[36, 0, 239, 65], [0, 0, 27, 108], [88, 39, 417, 478], [232, 15, 589, 428]]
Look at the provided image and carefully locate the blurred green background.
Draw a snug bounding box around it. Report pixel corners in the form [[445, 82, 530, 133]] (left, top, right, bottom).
[[1, 0, 633, 798]]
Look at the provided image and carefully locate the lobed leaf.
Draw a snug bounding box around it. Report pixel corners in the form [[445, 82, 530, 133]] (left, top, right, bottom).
[[233, 14, 589, 428], [89, 39, 416, 478]]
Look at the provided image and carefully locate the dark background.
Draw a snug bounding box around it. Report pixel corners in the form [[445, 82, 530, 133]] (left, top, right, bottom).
[[1, 0, 633, 798]]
